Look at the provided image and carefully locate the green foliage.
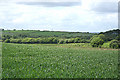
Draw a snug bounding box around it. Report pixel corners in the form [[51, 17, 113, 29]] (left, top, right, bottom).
[[52, 38, 59, 44], [109, 40, 120, 49], [9, 38, 59, 44], [64, 39, 68, 44], [98, 34, 105, 40], [74, 37, 81, 43], [90, 34, 106, 47], [10, 39, 22, 43], [99, 29, 120, 41], [68, 38, 74, 43], [91, 37, 104, 47], [58, 40, 65, 44], [101, 42, 111, 48], [2, 43, 118, 78], [2, 30, 96, 40], [79, 39, 90, 43], [21, 38, 30, 44], [4, 39, 10, 43], [90, 35, 98, 41], [115, 35, 120, 41], [2, 35, 11, 41], [2, 37, 6, 41]]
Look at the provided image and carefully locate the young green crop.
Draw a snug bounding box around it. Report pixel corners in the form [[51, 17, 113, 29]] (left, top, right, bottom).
[[2, 43, 118, 78]]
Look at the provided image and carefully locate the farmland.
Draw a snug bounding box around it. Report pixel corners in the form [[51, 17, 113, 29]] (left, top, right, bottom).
[[2, 43, 118, 78], [2, 30, 96, 38]]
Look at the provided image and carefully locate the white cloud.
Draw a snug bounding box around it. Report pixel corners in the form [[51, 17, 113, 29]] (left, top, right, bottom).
[[0, 0, 118, 32], [0, 0, 81, 3]]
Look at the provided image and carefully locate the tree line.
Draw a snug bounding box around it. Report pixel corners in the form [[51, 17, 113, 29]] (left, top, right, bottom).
[[2, 29, 120, 49], [4, 37, 90, 44], [90, 34, 120, 49]]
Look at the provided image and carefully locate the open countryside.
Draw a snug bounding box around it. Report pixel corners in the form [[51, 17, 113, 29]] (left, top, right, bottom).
[[1, 29, 119, 78]]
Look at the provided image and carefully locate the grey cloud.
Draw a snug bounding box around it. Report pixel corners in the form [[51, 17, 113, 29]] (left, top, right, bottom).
[[91, 2, 118, 13], [17, 2, 81, 7]]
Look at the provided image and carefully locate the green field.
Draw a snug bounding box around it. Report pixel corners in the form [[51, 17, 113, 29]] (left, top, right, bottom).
[[2, 30, 96, 39], [2, 43, 118, 78]]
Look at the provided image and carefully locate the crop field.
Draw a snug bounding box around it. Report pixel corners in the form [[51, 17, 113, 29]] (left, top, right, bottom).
[[2, 43, 118, 78]]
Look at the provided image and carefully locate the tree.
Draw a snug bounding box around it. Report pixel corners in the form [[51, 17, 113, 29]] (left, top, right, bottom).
[[4, 39, 10, 43], [90, 35, 98, 41], [21, 38, 30, 44], [68, 38, 74, 43], [2, 29, 4, 31], [116, 35, 120, 41], [13, 29, 16, 31], [64, 40, 68, 44], [52, 38, 59, 44], [58, 40, 65, 44], [109, 40, 120, 49], [90, 37, 104, 47], [74, 37, 81, 43], [98, 34, 105, 40]]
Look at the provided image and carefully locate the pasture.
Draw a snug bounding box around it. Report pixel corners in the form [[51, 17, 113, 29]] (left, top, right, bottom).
[[2, 43, 118, 78]]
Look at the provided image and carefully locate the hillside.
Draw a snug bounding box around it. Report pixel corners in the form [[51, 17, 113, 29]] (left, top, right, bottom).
[[2, 30, 97, 39], [99, 29, 120, 41]]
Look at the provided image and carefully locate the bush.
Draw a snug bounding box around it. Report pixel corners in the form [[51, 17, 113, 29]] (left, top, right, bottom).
[[91, 37, 104, 47], [79, 39, 90, 43], [59, 40, 65, 44], [109, 40, 120, 49], [4, 39, 10, 43], [21, 38, 30, 44], [64, 40, 69, 44], [98, 34, 105, 40], [74, 37, 81, 43], [68, 38, 74, 43], [2, 37, 6, 41], [52, 38, 59, 44], [10, 39, 16, 43], [101, 42, 110, 48], [10, 39, 21, 43]]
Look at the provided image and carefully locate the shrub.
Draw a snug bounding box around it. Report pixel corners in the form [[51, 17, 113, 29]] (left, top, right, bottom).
[[59, 40, 65, 44], [2, 37, 6, 41], [101, 42, 110, 48], [98, 34, 105, 40], [64, 40, 69, 44], [68, 38, 74, 43], [91, 37, 104, 47], [74, 37, 81, 43], [10, 39, 21, 43], [52, 38, 59, 44], [21, 38, 30, 44], [4, 39, 10, 43], [27, 38, 36, 43], [10, 39, 17, 43], [79, 39, 90, 43], [109, 40, 120, 49], [16, 39, 22, 43]]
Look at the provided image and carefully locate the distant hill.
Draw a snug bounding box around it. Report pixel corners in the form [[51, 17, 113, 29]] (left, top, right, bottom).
[[2, 30, 97, 39], [99, 29, 120, 41], [2, 29, 119, 41]]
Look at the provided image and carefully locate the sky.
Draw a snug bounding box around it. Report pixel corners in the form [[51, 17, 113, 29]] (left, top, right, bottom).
[[0, 0, 118, 32]]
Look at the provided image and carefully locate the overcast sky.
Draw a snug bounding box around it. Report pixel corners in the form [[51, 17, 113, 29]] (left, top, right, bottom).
[[0, 0, 118, 32]]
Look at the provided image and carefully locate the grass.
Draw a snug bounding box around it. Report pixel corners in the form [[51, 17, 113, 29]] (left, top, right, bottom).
[[2, 43, 118, 78]]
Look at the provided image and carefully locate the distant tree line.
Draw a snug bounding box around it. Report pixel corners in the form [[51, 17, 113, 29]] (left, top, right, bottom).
[[4, 37, 90, 44], [2, 29, 120, 49]]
